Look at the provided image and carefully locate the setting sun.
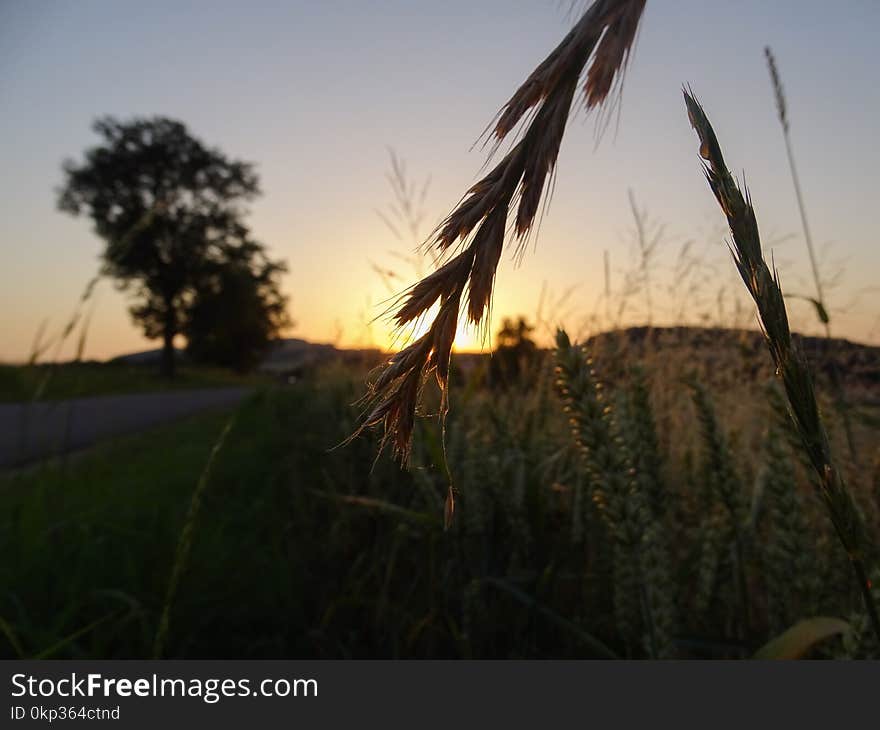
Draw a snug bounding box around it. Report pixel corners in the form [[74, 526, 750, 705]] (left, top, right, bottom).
[[373, 303, 492, 355]]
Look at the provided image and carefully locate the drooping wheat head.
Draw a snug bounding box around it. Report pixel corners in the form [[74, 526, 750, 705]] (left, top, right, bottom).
[[350, 0, 648, 479]]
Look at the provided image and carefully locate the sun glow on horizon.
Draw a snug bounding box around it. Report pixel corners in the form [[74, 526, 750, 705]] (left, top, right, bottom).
[[374, 300, 495, 355]]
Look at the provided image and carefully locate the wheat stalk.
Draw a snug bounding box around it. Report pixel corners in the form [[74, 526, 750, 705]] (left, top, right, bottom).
[[682, 89, 880, 640]]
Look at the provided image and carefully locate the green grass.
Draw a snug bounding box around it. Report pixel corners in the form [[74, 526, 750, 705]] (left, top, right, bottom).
[[0, 362, 271, 403], [0, 372, 430, 659], [0, 402, 245, 657]]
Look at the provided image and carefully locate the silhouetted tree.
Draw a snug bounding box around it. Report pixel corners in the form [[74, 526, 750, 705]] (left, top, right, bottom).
[[57, 116, 260, 377], [185, 245, 290, 373], [490, 316, 540, 386]]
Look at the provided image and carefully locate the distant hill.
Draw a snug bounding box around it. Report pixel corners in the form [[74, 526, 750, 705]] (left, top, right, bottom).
[[453, 325, 879, 392], [258, 338, 337, 373], [110, 348, 188, 366], [582, 326, 880, 392]]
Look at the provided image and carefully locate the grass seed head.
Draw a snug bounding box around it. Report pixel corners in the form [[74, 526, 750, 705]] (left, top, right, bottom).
[[353, 0, 649, 467]]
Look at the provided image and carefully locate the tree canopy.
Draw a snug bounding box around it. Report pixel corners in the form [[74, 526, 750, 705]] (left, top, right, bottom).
[[490, 316, 540, 387], [58, 116, 286, 375], [185, 246, 290, 373]]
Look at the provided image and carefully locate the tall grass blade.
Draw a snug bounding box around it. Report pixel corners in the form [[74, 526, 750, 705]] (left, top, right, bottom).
[[152, 413, 237, 659]]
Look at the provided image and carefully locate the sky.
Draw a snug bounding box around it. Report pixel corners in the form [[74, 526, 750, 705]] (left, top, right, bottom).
[[1, 0, 878, 361]]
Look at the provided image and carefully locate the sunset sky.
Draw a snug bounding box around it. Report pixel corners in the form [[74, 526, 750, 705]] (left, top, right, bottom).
[[1, 0, 878, 361]]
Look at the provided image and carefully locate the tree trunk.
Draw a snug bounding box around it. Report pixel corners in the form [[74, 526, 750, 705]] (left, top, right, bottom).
[[160, 308, 176, 379]]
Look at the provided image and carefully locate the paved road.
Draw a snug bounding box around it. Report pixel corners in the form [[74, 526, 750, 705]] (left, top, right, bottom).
[[0, 388, 251, 470]]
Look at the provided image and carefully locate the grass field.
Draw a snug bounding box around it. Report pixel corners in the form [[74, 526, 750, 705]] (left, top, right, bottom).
[[0, 362, 272, 403], [1, 343, 877, 660]]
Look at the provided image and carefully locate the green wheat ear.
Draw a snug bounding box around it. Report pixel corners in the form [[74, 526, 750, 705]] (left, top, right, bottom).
[[624, 365, 666, 519], [554, 328, 676, 658]]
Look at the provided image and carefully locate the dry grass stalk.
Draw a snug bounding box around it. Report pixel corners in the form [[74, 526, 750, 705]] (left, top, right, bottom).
[[682, 89, 880, 640], [765, 47, 824, 309], [351, 0, 648, 481], [765, 47, 858, 464]]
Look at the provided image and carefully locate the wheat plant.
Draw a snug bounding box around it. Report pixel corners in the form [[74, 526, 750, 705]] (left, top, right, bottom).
[[682, 89, 880, 640], [555, 329, 675, 658]]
